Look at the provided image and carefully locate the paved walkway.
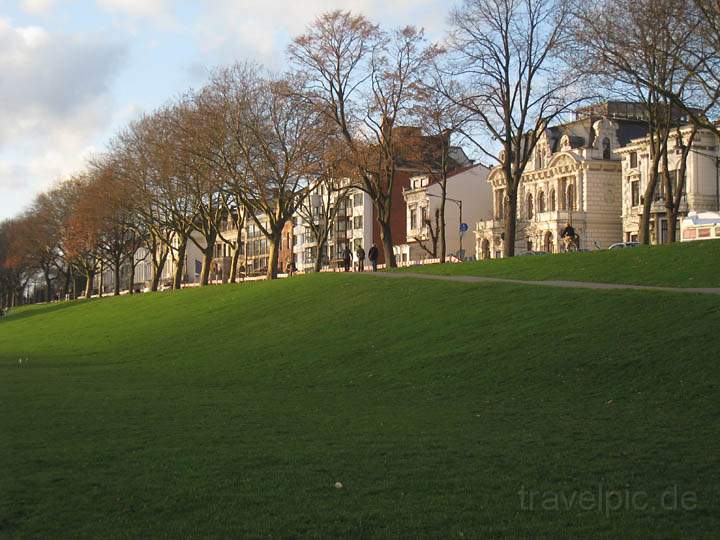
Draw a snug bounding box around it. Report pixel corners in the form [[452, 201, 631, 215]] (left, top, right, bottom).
[[356, 271, 720, 296]]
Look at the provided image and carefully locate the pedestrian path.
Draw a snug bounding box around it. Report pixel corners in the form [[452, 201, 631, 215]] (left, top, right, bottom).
[[358, 271, 720, 295]]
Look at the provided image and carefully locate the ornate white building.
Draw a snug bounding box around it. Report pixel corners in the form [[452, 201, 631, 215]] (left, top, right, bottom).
[[475, 102, 649, 258], [616, 124, 720, 244]]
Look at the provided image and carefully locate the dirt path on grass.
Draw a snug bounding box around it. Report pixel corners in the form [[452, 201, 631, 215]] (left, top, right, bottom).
[[357, 271, 720, 295]]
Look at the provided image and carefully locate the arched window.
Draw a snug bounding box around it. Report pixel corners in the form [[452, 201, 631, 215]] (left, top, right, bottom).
[[602, 137, 611, 159], [526, 193, 534, 219], [538, 191, 546, 213], [550, 189, 556, 211], [567, 184, 576, 211]]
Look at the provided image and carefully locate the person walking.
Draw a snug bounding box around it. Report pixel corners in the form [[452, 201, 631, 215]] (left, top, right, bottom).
[[356, 245, 366, 272], [342, 246, 352, 272], [368, 243, 379, 272]]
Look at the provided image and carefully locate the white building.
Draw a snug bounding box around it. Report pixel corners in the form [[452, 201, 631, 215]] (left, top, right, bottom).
[[616, 124, 720, 244], [400, 164, 492, 262], [475, 102, 650, 258], [292, 183, 375, 271]]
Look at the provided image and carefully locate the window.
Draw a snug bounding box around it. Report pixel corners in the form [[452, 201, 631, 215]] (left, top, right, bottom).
[[567, 184, 576, 211], [410, 208, 417, 229], [538, 191, 545, 213], [495, 189, 505, 219], [629, 152, 638, 168], [353, 193, 363, 206], [631, 181, 640, 207], [550, 189, 556, 211], [602, 137, 611, 159], [526, 193, 534, 219], [353, 216, 363, 229], [421, 206, 428, 225]]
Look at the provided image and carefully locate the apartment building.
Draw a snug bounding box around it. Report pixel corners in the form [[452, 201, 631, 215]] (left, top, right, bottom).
[[291, 184, 374, 271]]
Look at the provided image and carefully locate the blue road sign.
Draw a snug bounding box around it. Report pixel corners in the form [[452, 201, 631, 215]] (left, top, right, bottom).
[[459, 222, 469, 233]]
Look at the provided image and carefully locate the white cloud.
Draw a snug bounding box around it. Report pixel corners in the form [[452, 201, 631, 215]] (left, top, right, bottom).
[[96, 0, 171, 19], [0, 18, 126, 218], [19, 0, 58, 15], [193, 1, 448, 69]]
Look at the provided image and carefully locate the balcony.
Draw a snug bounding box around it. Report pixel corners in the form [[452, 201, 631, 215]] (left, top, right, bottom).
[[535, 209, 585, 223]]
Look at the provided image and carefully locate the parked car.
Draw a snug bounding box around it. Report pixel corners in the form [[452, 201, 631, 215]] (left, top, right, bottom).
[[608, 242, 640, 250]]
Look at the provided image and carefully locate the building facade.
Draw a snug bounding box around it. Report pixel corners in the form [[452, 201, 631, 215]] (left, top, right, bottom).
[[292, 184, 375, 271], [401, 164, 492, 262], [616, 125, 720, 244], [475, 103, 649, 258]]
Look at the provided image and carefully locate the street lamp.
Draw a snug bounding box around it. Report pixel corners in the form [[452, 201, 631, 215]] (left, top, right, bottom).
[[425, 193, 465, 259]]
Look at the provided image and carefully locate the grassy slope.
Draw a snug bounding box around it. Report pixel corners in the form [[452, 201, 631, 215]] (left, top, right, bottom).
[[401, 239, 720, 288], [1, 275, 719, 538]]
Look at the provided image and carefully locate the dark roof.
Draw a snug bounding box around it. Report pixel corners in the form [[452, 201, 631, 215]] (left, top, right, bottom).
[[614, 120, 651, 147], [545, 116, 649, 151]]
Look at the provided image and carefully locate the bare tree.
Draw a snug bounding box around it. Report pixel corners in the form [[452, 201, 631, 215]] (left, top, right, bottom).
[[289, 11, 435, 267], [413, 63, 472, 262], [447, 0, 583, 257], [87, 159, 147, 294], [112, 117, 175, 292], [202, 65, 323, 279], [62, 175, 104, 299], [139, 106, 200, 289], [295, 140, 354, 272], [571, 0, 706, 242]]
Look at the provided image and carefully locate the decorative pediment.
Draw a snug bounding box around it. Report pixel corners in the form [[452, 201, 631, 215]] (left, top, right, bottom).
[[544, 151, 581, 171]]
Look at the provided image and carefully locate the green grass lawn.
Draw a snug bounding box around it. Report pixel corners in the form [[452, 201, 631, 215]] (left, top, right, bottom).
[[401, 239, 720, 288], [1, 274, 719, 538]]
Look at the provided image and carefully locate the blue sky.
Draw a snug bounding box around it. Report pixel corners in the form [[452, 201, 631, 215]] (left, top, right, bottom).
[[0, 0, 453, 219]]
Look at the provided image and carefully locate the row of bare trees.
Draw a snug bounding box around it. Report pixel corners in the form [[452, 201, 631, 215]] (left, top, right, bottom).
[[3, 2, 719, 306]]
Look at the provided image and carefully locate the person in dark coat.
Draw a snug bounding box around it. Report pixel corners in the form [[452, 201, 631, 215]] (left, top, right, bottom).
[[342, 246, 352, 272], [560, 222, 576, 251], [356, 246, 366, 272], [368, 243, 379, 272]]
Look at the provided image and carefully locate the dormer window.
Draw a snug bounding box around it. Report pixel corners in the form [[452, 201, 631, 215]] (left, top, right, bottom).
[[629, 152, 638, 168], [602, 137, 611, 159]]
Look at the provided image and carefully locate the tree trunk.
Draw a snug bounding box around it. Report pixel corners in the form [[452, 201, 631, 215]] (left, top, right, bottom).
[[439, 185, 447, 263], [200, 248, 213, 286], [379, 219, 396, 268], [267, 228, 282, 280], [639, 154, 661, 244], [502, 189, 518, 258], [173, 239, 187, 290], [229, 244, 241, 284], [127, 264, 136, 294], [151, 248, 168, 292], [84, 270, 95, 299], [44, 269, 53, 301], [314, 236, 327, 273], [199, 232, 216, 287], [113, 264, 121, 296]]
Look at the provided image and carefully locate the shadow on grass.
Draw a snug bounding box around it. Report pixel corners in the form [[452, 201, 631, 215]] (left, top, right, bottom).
[[0, 300, 86, 324]]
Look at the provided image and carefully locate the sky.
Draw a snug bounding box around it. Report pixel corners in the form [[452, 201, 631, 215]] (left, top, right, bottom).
[[0, 0, 453, 220]]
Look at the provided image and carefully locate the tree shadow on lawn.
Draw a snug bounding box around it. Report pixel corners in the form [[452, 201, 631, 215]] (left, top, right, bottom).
[[0, 300, 88, 325]]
